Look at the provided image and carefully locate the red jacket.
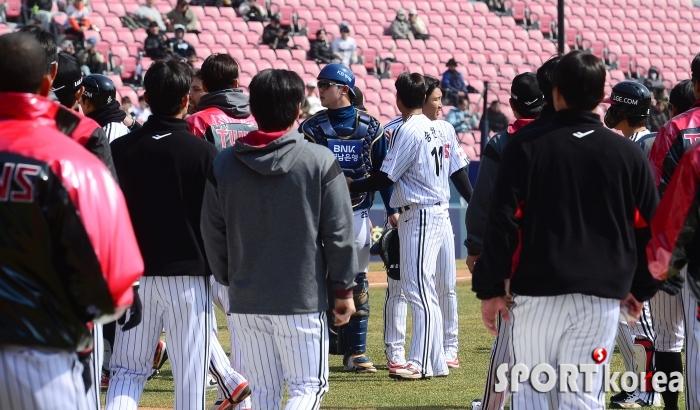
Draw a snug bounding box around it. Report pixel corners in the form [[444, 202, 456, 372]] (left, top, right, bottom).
[[0, 93, 143, 351], [186, 89, 258, 151], [647, 142, 700, 300], [648, 100, 700, 195]]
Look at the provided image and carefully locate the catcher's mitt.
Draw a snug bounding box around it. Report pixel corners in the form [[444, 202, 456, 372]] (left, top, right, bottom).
[[377, 228, 400, 280]]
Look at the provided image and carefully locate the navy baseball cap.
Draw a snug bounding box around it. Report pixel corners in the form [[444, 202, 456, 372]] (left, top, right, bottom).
[[318, 63, 356, 97]]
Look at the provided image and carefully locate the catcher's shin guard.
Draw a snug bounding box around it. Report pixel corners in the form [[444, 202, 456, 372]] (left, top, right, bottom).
[[342, 273, 370, 356]]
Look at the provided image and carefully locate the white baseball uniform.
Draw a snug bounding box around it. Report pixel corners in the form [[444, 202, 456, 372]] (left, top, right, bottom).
[[479, 309, 512, 410], [680, 269, 700, 409], [615, 301, 657, 405], [87, 323, 104, 410], [382, 116, 460, 364], [211, 277, 251, 410], [381, 114, 467, 376], [106, 276, 211, 410]]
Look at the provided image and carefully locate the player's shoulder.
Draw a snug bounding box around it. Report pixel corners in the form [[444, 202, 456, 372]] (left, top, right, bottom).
[[384, 116, 404, 132]]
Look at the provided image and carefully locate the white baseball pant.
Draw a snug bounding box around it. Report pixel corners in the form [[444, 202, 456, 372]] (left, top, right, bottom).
[[397, 206, 450, 376], [0, 345, 89, 410], [211, 277, 251, 410], [106, 275, 211, 410], [230, 312, 329, 410], [479, 310, 512, 410], [615, 301, 657, 404], [87, 322, 104, 410], [510, 293, 619, 410]]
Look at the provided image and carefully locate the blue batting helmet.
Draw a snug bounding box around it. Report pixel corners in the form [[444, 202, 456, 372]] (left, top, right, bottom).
[[317, 63, 356, 96]]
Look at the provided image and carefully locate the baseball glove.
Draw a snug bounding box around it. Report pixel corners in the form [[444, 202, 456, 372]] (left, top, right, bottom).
[[377, 228, 400, 280]]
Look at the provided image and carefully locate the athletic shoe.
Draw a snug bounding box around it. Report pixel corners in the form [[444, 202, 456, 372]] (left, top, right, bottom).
[[446, 356, 460, 368], [206, 374, 218, 391], [609, 391, 654, 408], [343, 353, 377, 373], [100, 370, 109, 390], [386, 359, 405, 370], [470, 398, 482, 410], [208, 381, 251, 410], [147, 340, 168, 380], [389, 363, 432, 380], [435, 370, 450, 378]]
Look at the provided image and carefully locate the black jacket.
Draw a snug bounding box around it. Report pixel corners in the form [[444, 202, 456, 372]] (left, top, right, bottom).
[[473, 110, 660, 302], [309, 40, 335, 63], [144, 33, 171, 59], [262, 24, 288, 48], [480, 107, 509, 133], [111, 115, 218, 277]]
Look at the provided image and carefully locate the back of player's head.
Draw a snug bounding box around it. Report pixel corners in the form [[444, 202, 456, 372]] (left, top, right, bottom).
[[669, 79, 697, 115], [193, 68, 202, 80], [552, 51, 606, 111], [200, 53, 239, 93], [18, 25, 56, 74], [144, 59, 192, 116], [351, 86, 364, 108], [423, 75, 440, 103], [0, 32, 48, 94], [395, 72, 426, 109], [691, 52, 700, 82], [510, 72, 544, 119], [537, 55, 562, 106], [52, 52, 83, 107], [249, 69, 304, 132]]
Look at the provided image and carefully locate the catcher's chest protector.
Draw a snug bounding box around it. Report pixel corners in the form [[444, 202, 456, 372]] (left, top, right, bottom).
[[303, 111, 380, 208]]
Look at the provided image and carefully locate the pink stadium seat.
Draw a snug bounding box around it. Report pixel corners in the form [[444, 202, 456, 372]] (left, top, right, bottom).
[[524, 53, 542, 67], [488, 52, 505, 66], [499, 65, 516, 80], [100, 29, 118, 45], [245, 32, 260, 45], [590, 41, 605, 59], [481, 65, 498, 81]]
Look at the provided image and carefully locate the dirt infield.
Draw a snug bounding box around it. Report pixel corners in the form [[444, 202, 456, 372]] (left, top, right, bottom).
[[367, 269, 472, 286]]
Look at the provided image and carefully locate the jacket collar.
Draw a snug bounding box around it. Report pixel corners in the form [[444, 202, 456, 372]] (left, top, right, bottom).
[[86, 101, 126, 127], [141, 114, 191, 132], [0, 92, 60, 123], [507, 118, 535, 134], [552, 109, 602, 125]]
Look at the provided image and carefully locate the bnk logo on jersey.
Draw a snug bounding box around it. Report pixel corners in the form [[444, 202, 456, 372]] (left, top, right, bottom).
[[328, 140, 362, 167]]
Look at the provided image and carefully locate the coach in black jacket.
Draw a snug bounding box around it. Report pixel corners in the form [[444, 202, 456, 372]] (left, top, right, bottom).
[[473, 51, 663, 409]]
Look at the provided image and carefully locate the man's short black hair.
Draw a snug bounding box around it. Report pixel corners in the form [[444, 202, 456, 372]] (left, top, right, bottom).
[[457, 97, 468, 106], [200, 53, 239, 93], [0, 32, 48, 94], [627, 117, 648, 128], [537, 55, 562, 106], [691, 53, 700, 82], [669, 79, 697, 114], [316, 29, 325, 37], [18, 25, 57, 74], [143, 59, 192, 116], [186, 47, 197, 57], [395, 72, 426, 109], [424, 75, 440, 103], [249, 69, 304, 132], [193, 68, 202, 80], [513, 102, 543, 120], [552, 51, 606, 111]]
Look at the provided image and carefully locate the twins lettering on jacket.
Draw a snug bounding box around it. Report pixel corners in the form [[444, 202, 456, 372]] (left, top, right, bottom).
[[0, 162, 41, 203]]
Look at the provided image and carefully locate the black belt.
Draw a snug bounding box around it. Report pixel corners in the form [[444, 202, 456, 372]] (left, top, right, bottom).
[[397, 202, 441, 214]]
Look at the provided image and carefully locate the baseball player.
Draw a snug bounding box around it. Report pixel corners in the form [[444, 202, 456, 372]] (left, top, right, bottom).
[[300, 63, 398, 373], [466, 71, 547, 410], [0, 31, 143, 410], [603, 80, 660, 408], [106, 59, 250, 410], [187, 53, 257, 150], [79, 74, 131, 143], [349, 72, 471, 379], [382, 75, 472, 370], [473, 51, 661, 408], [647, 53, 700, 410], [201, 68, 357, 409]]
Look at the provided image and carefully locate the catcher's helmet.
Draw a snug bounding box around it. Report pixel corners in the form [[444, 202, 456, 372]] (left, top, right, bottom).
[[82, 74, 117, 108], [604, 81, 651, 129], [317, 63, 356, 97]]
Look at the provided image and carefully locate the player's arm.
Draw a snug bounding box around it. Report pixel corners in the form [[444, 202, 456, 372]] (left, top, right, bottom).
[[48, 157, 143, 324], [201, 162, 229, 287], [447, 127, 473, 202], [648, 146, 700, 297], [319, 159, 359, 297], [471, 140, 526, 300], [465, 141, 501, 256], [350, 125, 416, 193], [370, 130, 398, 216]]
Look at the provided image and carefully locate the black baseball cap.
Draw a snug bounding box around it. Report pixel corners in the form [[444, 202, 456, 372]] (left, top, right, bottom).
[[510, 72, 544, 110], [352, 86, 365, 110], [51, 52, 83, 106]]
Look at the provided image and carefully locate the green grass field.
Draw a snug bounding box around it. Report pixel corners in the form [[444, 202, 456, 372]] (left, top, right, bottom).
[[103, 278, 686, 409]]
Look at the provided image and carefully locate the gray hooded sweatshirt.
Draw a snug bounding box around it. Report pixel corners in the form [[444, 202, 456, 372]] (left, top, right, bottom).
[[201, 129, 358, 315]]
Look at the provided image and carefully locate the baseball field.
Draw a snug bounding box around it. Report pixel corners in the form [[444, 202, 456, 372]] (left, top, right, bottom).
[[102, 261, 687, 409]]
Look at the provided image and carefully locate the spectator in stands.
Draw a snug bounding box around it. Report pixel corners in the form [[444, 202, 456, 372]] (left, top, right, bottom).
[[144, 21, 173, 59], [262, 16, 289, 49], [166, 0, 198, 32], [79, 37, 105, 74], [136, 95, 152, 123], [188, 69, 206, 114], [121, 96, 138, 118], [171, 24, 194, 58], [308, 29, 340, 64], [388, 9, 414, 40], [441, 58, 476, 106], [304, 80, 324, 116], [332, 24, 357, 66], [238, 0, 267, 22], [135, 0, 167, 31], [648, 99, 669, 132], [60, 39, 75, 56], [479, 100, 508, 133], [408, 9, 429, 40], [186, 48, 198, 69], [64, 0, 92, 42], [644, 66, 666, 101], [446, 97, 480, 133]]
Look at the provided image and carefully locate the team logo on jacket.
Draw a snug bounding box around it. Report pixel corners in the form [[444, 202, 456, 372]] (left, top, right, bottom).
[[0, 162, 41, 203], [328, 139, 362, 167], [573, 130, 595, 138]]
